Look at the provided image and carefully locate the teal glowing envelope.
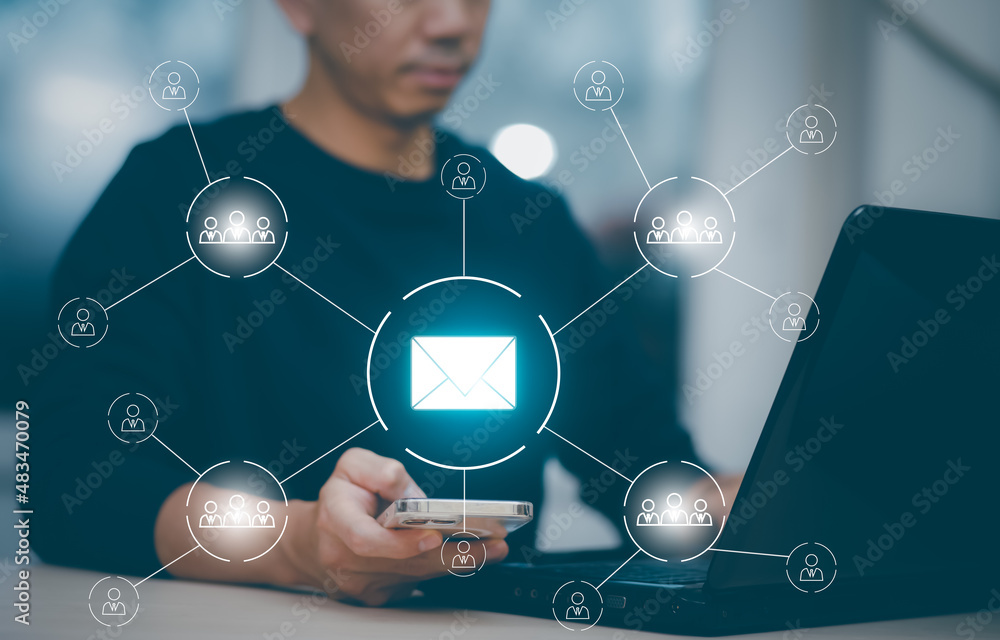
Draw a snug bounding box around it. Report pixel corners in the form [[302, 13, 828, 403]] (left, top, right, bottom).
[[411, 336, 516, 410]]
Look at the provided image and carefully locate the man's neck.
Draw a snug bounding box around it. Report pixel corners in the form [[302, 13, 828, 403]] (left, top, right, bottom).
[[283, 55, 436, 180]]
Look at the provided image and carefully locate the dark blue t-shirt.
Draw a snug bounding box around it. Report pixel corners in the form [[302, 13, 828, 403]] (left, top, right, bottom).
[[33, 106, 696, 576]]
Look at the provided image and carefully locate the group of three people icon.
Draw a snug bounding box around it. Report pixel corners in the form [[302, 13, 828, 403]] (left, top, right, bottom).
[[636, 493, 713, 527], [199, 494, 275, 529], [199, 211, 275, 245], [646, 211, 723, 245]]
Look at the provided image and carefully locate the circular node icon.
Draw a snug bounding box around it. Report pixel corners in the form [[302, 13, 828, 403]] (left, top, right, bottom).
[[441, 154, 486, 199], [552, 580, 603, 631], [184, 460, 289, 563], [57, 297, 109, 348], [88, 576, 139, 627], [368, 276, 560, 470], [148, 60, 200, 111], [441, 532, 487, 577], [573, 60, 624, 111], [107, 392, 158, 444], [624, 461, 726, 562], [633, 177, 736, 278], [786, 104, 837, 155], [786, 542, 837, 593], [768, 292, 820, 342], [186, 176, 288, 278]]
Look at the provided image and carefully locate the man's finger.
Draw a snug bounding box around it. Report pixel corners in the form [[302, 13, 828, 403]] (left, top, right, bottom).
[[333, 448, 426, 503], [323, 477, 441, 559]]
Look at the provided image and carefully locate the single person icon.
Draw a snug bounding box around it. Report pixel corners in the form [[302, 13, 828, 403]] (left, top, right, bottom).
[[451, 540, 476, 570], [223, 494, 250, 527], [199, 500, 221, 528], [451, 162, 476, 190], [565, 591, 590, 620], [162, 71, 187, 100], [660, 492, 689, 525], [636, 498, 660, 525], [689, 498, 713, 526], [799, 554, 824, 582], [670, 211, 698, 243], [799, 115, 824, 144], [102, 588, 126, 616], [222, 211, 250, 244], [70, 307, 96, 336], [700, 217, 723, 244], [584, 69, 612, 102], [120, 404, 145, 433], [252, 501, 276, 528], [783, 303, 806, 331], [199, 216, 221, 244], [646, 216, 670, 244], [251, 217, 276, 244]]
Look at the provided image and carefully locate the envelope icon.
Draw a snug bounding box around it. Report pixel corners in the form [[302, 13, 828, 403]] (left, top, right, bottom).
[[411, 336, 516, 410]]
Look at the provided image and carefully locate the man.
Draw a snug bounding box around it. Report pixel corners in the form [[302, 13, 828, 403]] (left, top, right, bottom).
[[34, 0, 702, 606]]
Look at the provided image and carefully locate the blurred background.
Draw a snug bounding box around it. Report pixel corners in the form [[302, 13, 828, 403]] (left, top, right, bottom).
[[2, 0, 999, 553]]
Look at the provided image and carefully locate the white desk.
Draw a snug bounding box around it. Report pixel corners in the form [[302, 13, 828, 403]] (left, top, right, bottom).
[[3, 563, 994, 639]]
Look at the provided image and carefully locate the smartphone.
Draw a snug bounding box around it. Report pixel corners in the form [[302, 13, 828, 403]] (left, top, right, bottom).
[[377, 498, 533, 537]]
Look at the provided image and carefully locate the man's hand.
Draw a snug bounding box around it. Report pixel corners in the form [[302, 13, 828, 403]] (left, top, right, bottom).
[[281, 448, 509, 605]]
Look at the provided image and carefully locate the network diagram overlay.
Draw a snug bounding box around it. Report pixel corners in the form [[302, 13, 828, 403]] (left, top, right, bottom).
[[59, 59, 839, 631]]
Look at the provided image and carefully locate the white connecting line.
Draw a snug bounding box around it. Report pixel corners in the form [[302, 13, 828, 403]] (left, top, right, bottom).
[[553, 264, 648, 336], [597, 548, 643, 590], [541, 425, 633, 483], [274, 264, 376, 334], [712, 267, 777, 301], [105, 257, 196, 311], [135, 545, 200, 587], [609, 106, 651, 191], [723, 145, 793, 196], [279, 420, 379, 485], [184, 107, 211, 185], [151, 434, 200, 476], [707, 547, 789, 559]]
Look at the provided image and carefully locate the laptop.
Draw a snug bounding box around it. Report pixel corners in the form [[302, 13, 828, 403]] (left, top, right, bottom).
[[421, 206, 1000, 635]]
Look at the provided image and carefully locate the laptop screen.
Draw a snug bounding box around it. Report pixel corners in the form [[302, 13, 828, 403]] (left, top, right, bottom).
[[707, 208, 1000, 591]]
